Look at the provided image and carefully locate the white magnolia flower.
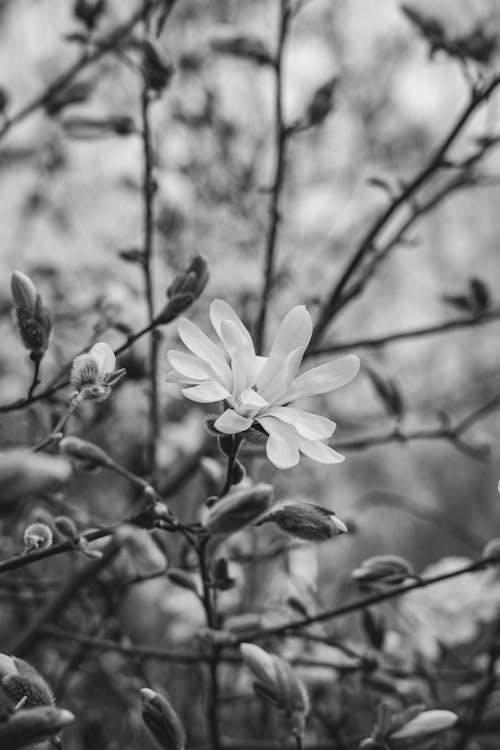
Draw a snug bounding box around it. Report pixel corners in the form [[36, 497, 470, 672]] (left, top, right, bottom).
[[165, 300, 360, 469]]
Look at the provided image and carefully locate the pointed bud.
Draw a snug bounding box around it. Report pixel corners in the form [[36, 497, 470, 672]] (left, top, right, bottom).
[[73, 0, 106, 31], [141, 688, 185, 750], [53, 516, 79, 541], [305, 76, 337, 127], [142, 39, 174, 92], [255, 502, 347, 542], [352, 555, 414, 586], [2, 657, 54, 707], [59, 436, 114, 471], [205, 483, 273, 535], [0, 706, 74, 749], [23, 522, 53, 552], [156, 254, 209, 324], [11, 271, 52, 357], [388, 710, 457, 746]]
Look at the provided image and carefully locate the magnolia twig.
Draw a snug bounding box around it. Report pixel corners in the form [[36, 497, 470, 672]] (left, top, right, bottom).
[[254, 0, 292, 353]]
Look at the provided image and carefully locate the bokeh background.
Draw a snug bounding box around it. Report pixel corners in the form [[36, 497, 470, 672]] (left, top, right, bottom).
[[2, 0, 500, 748]]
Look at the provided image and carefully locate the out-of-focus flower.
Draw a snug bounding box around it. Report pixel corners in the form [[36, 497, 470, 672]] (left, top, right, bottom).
[[70, 342, 125, 401], [0, 450, 72, 511], [352, 555, 414, 586], [165, 300, 360, 469], [11, 270, 52, 358]]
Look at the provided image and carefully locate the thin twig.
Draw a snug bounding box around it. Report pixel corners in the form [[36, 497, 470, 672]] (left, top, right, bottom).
[[254, 0, 292, 353]]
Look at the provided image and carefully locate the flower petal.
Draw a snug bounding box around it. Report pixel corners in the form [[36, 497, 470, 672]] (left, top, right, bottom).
[[262, 406, 336, 440], [181, 381, 231, 403], [89, 342, 116, 375], [177, 317, 233, 389], [257, 416, 300, 469], [239, 388, 268, 412], [214, 409, 253, 434], [297, 436, 345, 464], [165, 370, 202, 385], [256, 306, 311, 392], [260, 347, 305, 404], [167, 350, 211, 380], [281, 354, 360, 403], [220, 320, 257, 395], [210, 299, 255, 353]]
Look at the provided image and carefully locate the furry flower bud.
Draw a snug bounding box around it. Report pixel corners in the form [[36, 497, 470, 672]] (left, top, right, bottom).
[[352, 555, 414, 586], [388, 710, 458, 747], [1, 656, 54, 708], [11, 271, 52, 357], [0, 706, 74, 749], [141, 688, 185, 750], [156, 254, 209, 324], [205, 483, 273, 535], [23, 522, 53, 552], [255, 502, 347, 542], [70, 342, 125, 402], [240, 644, 309, 737]]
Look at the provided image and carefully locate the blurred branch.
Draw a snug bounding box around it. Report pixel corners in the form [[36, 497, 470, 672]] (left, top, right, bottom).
[[237, 553, 500, 642], [254, 0, 292, 353], [307, 306, 500, 356], [310, 72, 500, 347], [0, 2, 152, 142]]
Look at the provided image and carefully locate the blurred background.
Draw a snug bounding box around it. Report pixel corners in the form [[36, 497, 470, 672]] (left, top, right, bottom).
[[1, 0, 500, 747]]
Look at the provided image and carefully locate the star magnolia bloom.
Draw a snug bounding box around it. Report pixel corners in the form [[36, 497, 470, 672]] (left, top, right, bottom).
[[165, 300, 360, 469]]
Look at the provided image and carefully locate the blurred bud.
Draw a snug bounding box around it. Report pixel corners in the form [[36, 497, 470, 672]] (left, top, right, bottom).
[[0, 451, 72, 510], [304, 76, 337, 127], [240, 643, 309, 736], [230, 459, 246, 486], [225, 613, 262, 634], [11, 271, 52, 357], [142, 39, 174, 92], [59, 436, 113, 471], [61, 114, 136, 139], [114, 526, 167, 574], [362, 608, 386, 651], [352, 555, 414, 586], [482, 538, 500, 560], [205, 483, 273, 535], [156, 254, 209, 324], [0, 86, 10, 114], [210, 31, 275, 66], [53, 515, 79, 541], [1, 656, 54, 708], [388, 709, 457, 747], [141, 688, 185, 750], [167, 568, 200, 595], [23, 522, 53, 552], [70, 342, 125, 402], [45, 80, 93, 117], [73, 0, 106, 31], [365, 365, 404, 421], [255, 502, 347, 542], [469, 277, 490, 313], [0, 706, 74, 750], [213, 557, 235, 590]]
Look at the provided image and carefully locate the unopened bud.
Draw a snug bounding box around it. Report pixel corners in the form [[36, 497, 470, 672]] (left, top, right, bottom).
[[255, 502, 347, 542], [73, 0, 105, 31], [388, 710, 457, 747], [53, 516, 79, 541], [352, 555, 414, 586], [142, 39, 174, 92], [1, 657, 54, 708], [156, 254, 209, 324], [59, 436, 113, 470], [0, 706, 74, 749], [23, 522, 53, 552], [205, 483, 273, 535], [141, 688, 185, 750], [11, 271, 52, 357]]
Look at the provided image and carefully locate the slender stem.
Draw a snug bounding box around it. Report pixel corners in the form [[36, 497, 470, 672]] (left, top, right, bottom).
[[32, 395, 82, 452], [254, 0, 291, 354], [198, 535, 221, 750], [27, 355, 42, 399], [141, 8, 159, 478], [295, 734, 304, 750], [219, 437, 243, 498]]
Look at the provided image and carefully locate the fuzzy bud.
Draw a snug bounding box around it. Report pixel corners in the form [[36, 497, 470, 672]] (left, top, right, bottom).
[[0, 706, 74, 750], [240, 643, 309, 736], [73, 0, 105, 31], [255, 502, 347, 542], [352, 555, 414, 586], [23, 522, 53, 552], [11, 271, 52, 357], [156, 254, 209, 324], [142, 39, 174, 92], [70, 342, 125, 402], [388, 710, 458, 747], [205, 483, 273, 535], [59, 436, 113, 471], [141, 688, 185, 750], [1, 657, 54, 708]]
